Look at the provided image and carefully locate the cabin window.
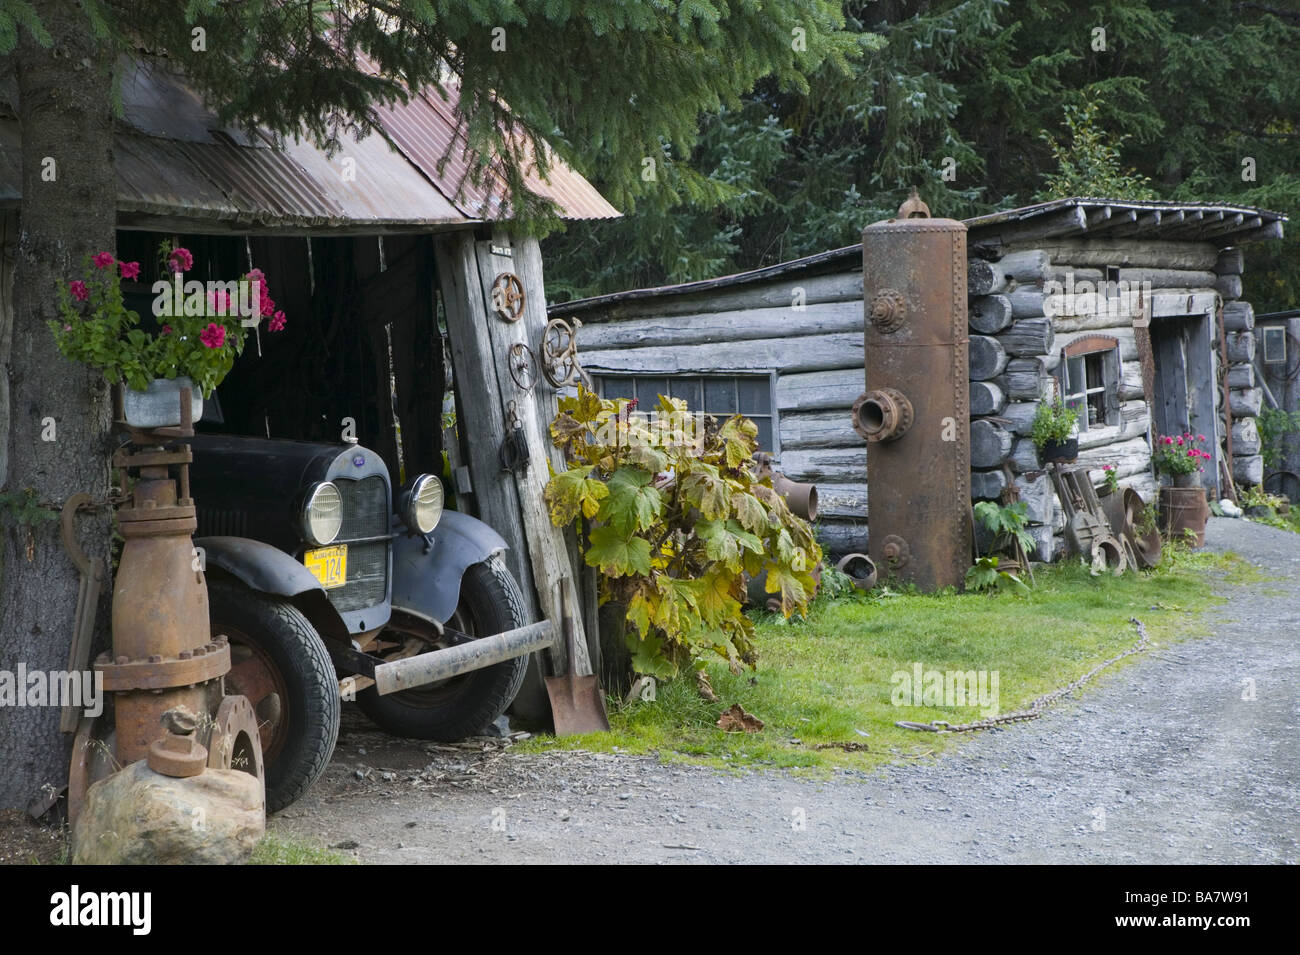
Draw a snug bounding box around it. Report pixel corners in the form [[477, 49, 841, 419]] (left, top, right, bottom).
[[597, 374, 777, 451], [1057, 342, 1120, 431]]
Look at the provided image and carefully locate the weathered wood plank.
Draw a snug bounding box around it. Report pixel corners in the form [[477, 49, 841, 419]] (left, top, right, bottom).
[[814, 520, 869, 556], [969, 335, 1009, 381], [1074, 435, 1151, 478], [968, 294, 1013, 334], [969, 380, 1007, 416], [999, 400, 1040, 437], [997, 317, 1054, 356], [1229, 388, 1263, 417], [0, 212, 15, 487], [1223, 301, 1254, 332], [1120, 360, 1145, 400], [1226, 331, 1255, 364], [577, 300, 864, 350], [970, 469, 1007, 500], [995, 359, 1047, 401], [1009, 437, 1040, 473], [1215, 248, 1245, 276], [1227, 363, 1255, 389], [1008, 286, 1047, 319], [1023, 239, 1218, 271], [776, 368, 865, 412], [779, 410, 865, 451], [971, 205, 1088, 249], [970, 419, 1013, 468], [814, 482, 868, 520], [779, 446, 867, 484], [1215, 274, 1243, 300], [1233, 453, 1264, 486], [581, 333, 864, 375], [994, 249, 1051, 283]]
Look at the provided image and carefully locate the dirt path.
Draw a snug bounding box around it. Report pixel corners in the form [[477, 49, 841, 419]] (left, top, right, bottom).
[[270, 517, 1300, 864]]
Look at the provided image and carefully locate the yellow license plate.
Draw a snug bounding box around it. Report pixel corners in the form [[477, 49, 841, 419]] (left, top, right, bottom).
[[304, 544, 347, 589]]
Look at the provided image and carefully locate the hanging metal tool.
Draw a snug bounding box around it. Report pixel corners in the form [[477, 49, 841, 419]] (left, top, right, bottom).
[[490, 272, 526, 323], [499, 400, 530, 474], [507, 341, 538, 393], [541, 316, 593, 389]]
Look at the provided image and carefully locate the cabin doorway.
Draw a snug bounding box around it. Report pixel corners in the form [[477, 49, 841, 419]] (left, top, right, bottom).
[[1149, 311, 1219, 495]]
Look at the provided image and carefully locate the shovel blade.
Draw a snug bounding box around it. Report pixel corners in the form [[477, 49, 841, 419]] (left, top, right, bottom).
[[545, 674, 611, 736]]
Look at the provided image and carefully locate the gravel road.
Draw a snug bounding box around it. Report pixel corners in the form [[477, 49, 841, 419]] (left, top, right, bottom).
[[270, 517, 1299, 864]]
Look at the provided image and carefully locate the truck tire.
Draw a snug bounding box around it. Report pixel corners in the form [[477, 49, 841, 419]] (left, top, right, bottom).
[[357, 556, 529, 740], [208, 579, 340, 813]]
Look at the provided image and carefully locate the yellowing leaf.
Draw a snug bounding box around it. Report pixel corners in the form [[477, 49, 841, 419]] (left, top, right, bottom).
[[681, 470, 728, 519], [730, 491, 769, 534], [598, 466, 663, 537], [544, 465, 608, 526], [717, 414, 758, 470], [585, 525, 653, 577]]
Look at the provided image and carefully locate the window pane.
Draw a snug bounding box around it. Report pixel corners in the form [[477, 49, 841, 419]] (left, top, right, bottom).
[[637, 378, 669, 404], [704, 378, 737, 413], [601, 377, 634, 400], [752, 417, 773, 451], [670, 377, 703, 409], [1066, 356, 1084, 391], [737, 377, 771, 414]]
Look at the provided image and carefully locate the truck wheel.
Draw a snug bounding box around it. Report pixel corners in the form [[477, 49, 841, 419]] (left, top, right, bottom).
[[358, 556, 529, 740], [208, 579, 340, 813]]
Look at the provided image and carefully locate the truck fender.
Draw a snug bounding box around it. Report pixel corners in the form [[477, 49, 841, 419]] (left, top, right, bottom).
[[196, 536, 349, 642], [390, 510, 509, 626]]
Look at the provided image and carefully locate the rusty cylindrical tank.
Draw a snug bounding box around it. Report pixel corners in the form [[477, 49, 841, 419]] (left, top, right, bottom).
[[859, 200, 972, 591], [98, 447, 229, 766]]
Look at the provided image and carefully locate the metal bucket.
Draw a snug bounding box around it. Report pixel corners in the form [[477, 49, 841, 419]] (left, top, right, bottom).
[[1160, 487, 1208, 547], [122, 377, 203, 429]]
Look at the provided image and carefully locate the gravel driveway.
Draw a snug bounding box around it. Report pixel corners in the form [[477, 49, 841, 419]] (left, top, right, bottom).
[[270, 517, 1299, 864]]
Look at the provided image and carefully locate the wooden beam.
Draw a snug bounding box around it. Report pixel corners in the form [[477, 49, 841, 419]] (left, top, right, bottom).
[[1081, 209, 1138, 236]]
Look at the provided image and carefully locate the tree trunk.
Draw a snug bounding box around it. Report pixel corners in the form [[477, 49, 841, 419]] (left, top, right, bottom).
[[0, 3, 117, 810]]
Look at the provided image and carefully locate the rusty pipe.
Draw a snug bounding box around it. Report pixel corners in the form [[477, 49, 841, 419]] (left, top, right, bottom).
[[835, 553, 877, 591], [853, 388, 914, 442], [772, 473, 819, 522]]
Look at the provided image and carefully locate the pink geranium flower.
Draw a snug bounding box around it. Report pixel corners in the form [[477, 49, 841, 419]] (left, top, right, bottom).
[[267, 310, 286, 332], [168, 247, 194, 273], [69, 280, 88, 302], [119, 261, 141, 280], [92, 251, 114, 269], [161, 325, 172, 335], [199, 323, 226, 349]]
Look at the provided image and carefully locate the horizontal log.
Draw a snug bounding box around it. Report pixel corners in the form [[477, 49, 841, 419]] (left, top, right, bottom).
[[1223, 301, 1254, 332], [970, 469, 1007, 501], [1008, 286, 1047, 319], [1215, 248, 1244, 276], [582, 332, 864, 376], [1120, 361, 1144, 400], [970, 418, 1014, 468], [1232, 416, 1261, 456], [1215, 274, 1243, 300], [1229, 388, 1263, 418], [779, 410, 865, 451], [1227, 363, 1255, 389], [779, 447, 866, 484], [1076, 401, 1148, 450], [999, 401, 1041, 437], [968, 258, 1010, 296], [994, 249, 1051, 283], [1012, 473, 1055, 525], [971, 206, 1088, 250], [814, 483, 868, 520], [968, 294, 1013, 334], [1233, 454, 1264, 487], [1123, 472, 1158, 504], [1025, 524, 1056, 563], [776, 368, 864, 413], [969, 380, 1006, 416], [1025, 239, 1219, 271], [1226, 331, 1255, 364], [996, 317, 1054, 357], [1009, 437, 1040, 473], [577, 300, 863, 350], [969, 335, 1009, 381], [1046, 289, 1217, 327], [1044, 327, 1137, 369], [1116, 268, 1217, 288], [571, 271, 865, 322], [995, 359, 1047, 401], [814, 521, 869, 557], [1074, 435, 1151, 479]]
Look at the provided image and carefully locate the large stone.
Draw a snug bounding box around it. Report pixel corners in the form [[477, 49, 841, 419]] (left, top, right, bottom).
[[72, 760, 264, 865]]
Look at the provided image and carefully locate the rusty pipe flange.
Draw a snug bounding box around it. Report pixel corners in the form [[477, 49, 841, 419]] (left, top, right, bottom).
[[205, 695, 265, 790], [95, 640, 230, 691], [148, 731, 208, 778], [881, 535, 910, 568], [868, 288, 907, 332], [854, 388, 914, 442], [835, 553, 878, 591]]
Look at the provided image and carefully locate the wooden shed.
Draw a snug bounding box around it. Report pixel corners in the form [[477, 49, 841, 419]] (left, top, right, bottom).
[[553, 198, 1285, 560]]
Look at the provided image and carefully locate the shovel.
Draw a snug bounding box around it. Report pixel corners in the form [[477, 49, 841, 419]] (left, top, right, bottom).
[[545, 582, 610, 735]]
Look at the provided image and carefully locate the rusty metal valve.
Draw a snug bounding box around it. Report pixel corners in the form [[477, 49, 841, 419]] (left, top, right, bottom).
[[147, 732, 209, 778], [853, 388, 914, 442]]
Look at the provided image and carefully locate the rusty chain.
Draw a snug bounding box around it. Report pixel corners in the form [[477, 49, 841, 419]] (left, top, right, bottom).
[[896, 617, 1151, 733]]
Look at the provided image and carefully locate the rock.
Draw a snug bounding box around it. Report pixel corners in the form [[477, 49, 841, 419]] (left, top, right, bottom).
[[72, 760, 263, 865]]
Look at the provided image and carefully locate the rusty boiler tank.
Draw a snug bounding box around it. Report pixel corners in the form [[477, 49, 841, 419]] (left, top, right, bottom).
[[856, 197, 972, 591]]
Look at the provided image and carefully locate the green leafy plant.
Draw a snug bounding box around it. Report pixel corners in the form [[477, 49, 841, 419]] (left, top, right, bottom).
[[1039, 94, 1157, 201], [49, 243, 285, 398], [544, 387, 822, 680], [1239, 486, 1286, 510], [1098, 464, 1119, 495], [964, 555, 1030, 595], [0, 488, 58, 526], [1258, 409, 1300, 471], [1030, 399, 1078, 451], [1135, 501, 1160, 538], [1151, 432, 1211, 477], [973, 500, 1035, 558]]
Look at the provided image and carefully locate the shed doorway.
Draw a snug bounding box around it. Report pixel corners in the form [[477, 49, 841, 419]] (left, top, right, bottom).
[[1149, 311, 1220, 495]]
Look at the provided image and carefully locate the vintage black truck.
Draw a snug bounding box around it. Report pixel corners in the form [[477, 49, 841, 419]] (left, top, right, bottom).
[[188, 424, 547, 811]]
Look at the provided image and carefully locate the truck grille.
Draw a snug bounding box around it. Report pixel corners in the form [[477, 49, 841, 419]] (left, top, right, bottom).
[[195, 508, 248, 538], [328, 475, 390, 613]]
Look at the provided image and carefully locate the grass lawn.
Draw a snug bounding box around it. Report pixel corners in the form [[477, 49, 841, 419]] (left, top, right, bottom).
[[518, 545, 1257, 773]]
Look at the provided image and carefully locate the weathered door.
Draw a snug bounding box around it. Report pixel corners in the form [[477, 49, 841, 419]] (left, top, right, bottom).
[[1150, 311, 1219, 494]]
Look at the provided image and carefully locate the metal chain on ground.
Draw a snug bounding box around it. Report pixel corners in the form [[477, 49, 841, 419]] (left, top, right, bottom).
[[896, 617, 1151, 733]]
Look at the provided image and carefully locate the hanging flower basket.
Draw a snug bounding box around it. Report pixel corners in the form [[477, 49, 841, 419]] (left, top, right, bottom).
[[121, 376, 203, 429]]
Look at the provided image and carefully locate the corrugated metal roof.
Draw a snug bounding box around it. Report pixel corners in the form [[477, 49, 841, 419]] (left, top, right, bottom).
[[559, 197, 1286, 314], [0, 55, 617, 232]]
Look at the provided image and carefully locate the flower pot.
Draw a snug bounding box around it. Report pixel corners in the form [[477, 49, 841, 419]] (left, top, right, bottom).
[[122, 377, 202, 429], [1040, 438, 1078, 464], [1172, 471, 1201, 489], [1159, 487, 1209, 547]]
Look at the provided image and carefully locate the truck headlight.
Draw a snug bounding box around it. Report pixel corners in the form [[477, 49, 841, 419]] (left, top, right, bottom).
[[301, 481, 343, 546], [400, 474, 444, 534]]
